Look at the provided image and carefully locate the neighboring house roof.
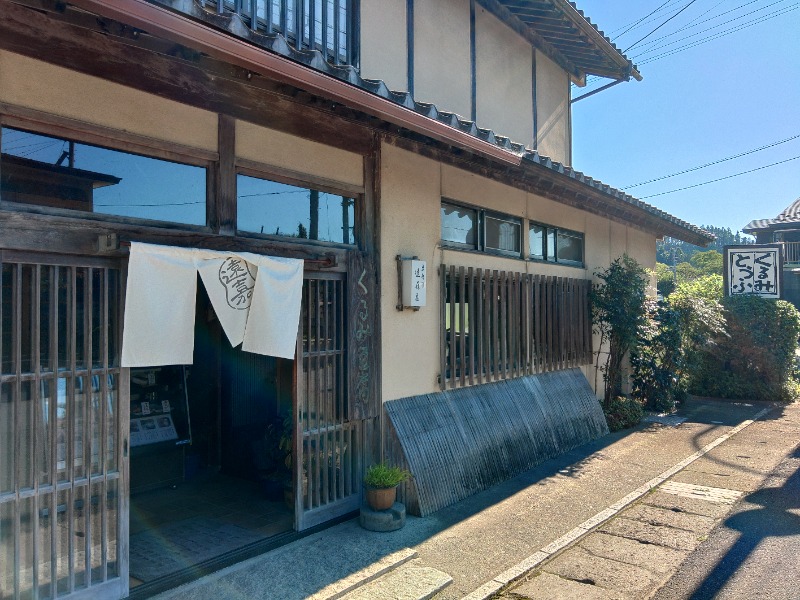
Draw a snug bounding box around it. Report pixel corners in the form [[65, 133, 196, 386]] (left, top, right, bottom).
[[490, 0, 642, 83], [71, 0, 711, 246], [743, 197, 800, 233]]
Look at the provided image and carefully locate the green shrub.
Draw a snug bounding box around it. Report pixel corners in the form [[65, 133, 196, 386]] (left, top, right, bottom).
[[691, 296, 800, 402], [666, 281, 727, 395], [631, 299, 686, 413], [364, 463, 411, 489], [670, 273, 723, 304], [603, 396, 645, 431], [590, 255, 649, 406]]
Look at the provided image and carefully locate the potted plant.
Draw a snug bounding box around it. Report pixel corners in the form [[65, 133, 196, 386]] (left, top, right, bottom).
[[364, 463, 411, 511]]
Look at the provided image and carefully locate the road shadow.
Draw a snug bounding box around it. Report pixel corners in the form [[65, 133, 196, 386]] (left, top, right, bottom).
[[684, 451, 800, 599]]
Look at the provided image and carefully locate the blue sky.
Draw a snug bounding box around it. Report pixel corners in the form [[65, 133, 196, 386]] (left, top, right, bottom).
[[571, 0, 800, 235]]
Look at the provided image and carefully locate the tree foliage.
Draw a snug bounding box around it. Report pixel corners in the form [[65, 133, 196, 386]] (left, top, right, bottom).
[[692, 296, 800, 402], [657, 226, 753, 265], [590, 255, 649, 407], [631, 299, 685, 412]]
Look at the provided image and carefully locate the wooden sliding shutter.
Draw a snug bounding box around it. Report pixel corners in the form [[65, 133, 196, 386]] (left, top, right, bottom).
[[0, 251, 127, 600], [440, 264, 593, 389], [295, 271, 359, 531]]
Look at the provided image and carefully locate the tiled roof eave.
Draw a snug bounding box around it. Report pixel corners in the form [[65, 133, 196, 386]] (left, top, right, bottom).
[[76, 0, 708, 245], [521, 152, 714, 246], [493, 0, 641, 83]]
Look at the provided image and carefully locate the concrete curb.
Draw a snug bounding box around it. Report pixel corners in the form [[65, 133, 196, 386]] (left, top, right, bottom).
[[460, 407, 773, 600], [308, 547, 418, 600]]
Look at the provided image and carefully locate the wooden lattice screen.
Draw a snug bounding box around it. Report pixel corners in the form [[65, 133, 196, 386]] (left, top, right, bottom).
[[0, 254, 126, 600], [440, 264, 592, 389]]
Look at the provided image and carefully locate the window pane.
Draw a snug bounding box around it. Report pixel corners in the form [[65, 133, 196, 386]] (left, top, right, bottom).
[[1, 127, 206, 226], [441, 203, 477, 247], [485, 215, 520, 254], [557, 230, 584, 264], [547, 229, 556, 261], [237, 175, 355, 244], [529, 224, 545, 259]]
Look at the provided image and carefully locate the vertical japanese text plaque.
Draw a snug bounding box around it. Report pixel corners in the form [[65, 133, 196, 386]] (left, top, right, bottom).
[[724, 244, 782, 299]]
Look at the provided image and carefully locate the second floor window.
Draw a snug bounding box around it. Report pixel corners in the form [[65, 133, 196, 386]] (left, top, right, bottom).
[[209, 0, 356, 67]]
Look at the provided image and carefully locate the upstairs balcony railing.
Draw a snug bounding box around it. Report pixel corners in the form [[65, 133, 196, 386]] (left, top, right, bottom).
[[779, 241, 800, 264], [202, 0, 358, 67]]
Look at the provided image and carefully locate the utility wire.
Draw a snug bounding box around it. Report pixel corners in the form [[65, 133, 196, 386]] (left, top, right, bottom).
[[623, 134, 800, 189], [632, 1, 795, 59], [611, 0, 675, 41], [580, 0, 789, 86], [639, 155, 800, 199], [623, 0, 701, 53], [630, 0, 769, 52], [606, 0, 686, 38], [637, 5, 798, 64]]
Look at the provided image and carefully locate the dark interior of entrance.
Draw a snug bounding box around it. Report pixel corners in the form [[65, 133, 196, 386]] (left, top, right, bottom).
[[128, 284, 293, 589]]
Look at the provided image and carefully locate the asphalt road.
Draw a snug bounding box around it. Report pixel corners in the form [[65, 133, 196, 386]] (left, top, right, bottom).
[[653, 443, 800, 600]]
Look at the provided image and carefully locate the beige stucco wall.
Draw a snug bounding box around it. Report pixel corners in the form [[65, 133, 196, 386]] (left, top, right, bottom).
[[535, 50, 571, 164], [359, 0, 408, 92], [413, 0, 472, 118], [475, 8, 534, 147], [380, 142, 657, 402], [236, 121, 364, 188], [0, 50, 218, 152], [380, 143, 443, 400]]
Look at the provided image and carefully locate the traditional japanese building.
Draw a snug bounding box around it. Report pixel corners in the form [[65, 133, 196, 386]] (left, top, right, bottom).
[[0, 1, 713, 598], [744, 196, 800, 308]]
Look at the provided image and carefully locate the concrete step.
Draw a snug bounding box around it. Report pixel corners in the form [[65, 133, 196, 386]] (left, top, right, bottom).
[[339, 561, 453, 600], [307, 547, 418, 600]]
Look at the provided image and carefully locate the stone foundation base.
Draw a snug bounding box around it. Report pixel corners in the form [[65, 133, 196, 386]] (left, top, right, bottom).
[[359, 502, 406, 532]]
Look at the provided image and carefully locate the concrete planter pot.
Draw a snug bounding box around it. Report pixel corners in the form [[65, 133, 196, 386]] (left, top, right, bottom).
[[365, 486, 397, 511]]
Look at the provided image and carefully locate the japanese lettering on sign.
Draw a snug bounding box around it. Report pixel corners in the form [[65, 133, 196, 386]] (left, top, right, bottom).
[[400, 258, 427, 308], [725, 245, 781, 299]]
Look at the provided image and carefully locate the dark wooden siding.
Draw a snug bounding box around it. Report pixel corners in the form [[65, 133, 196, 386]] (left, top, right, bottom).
[[440, 264, 592, 389]]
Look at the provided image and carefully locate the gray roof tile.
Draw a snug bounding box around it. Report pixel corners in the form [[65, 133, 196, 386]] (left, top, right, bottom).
[[160, 0, 711, 244]]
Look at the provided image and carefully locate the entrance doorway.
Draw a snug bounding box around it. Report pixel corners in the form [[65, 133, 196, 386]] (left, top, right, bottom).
[[127, 285, 293, 590], [0, 253, 367, 600]]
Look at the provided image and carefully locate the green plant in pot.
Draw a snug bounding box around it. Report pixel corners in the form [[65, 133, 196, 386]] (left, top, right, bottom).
[[364, 463, 411, 511]]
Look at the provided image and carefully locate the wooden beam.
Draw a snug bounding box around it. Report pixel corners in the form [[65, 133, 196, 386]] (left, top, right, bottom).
[[0, 208, 350, 266], [216, 114, 236, 234], [0, 0, 374, 155], [63, 0, 521, 165]]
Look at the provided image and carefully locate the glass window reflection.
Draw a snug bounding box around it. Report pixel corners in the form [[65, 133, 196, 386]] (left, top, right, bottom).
[[1, 127, 207, 226], [237, 174, 355, 244]]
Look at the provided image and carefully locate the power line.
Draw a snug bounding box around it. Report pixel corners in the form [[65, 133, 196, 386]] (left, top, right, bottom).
[[577, 0, 792, 88], [637, 4, 798, 64], [622, 134, 800, 189], [630, 0, 767, 53], [639, 155, 800, 199], [623, 0, 701, 53], [610, 0, 675, 42], [632, 0, 795, 59], [606, 0, 687, 38]]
